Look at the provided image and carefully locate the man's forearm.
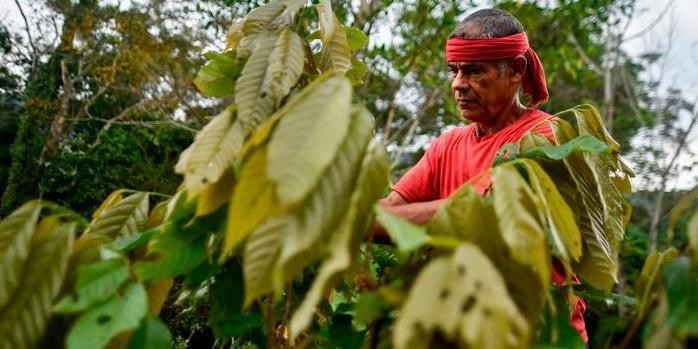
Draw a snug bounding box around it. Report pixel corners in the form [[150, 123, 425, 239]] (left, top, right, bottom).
[[380, 199, 446, 225]]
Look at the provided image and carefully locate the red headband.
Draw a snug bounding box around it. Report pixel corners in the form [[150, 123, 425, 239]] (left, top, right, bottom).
[[446, 32, 549, 107]]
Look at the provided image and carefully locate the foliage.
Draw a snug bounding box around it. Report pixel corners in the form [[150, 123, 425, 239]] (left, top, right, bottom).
[[0, 1, 695, 348]]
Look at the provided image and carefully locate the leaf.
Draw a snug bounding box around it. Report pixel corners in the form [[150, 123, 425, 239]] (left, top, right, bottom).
[[267, 29, 305, 102], [316, 0, 334, 41], [393, 243, 529, 349], [194, 51, 243, 98], [175, 106, 245, 192], [319, 16, 352, 73], [345, 26, 369, 51], [146, 278, 173, 315], [134, 200, 221, 282], [429, 183, 547, 326], [66, 282, 148, 349], [54, 258, 130, 314], [346, 58, 368, 85], [517, 159, 583, 263], [209, 260, 264, 339], [662, 257, 698, 337], [0, 220, 75, 349], [267, 74, 352, 205], [237, 0, 306, 57], [235, 34, 279, 132], [689, 212, 698, 264], [222, 145, 281, 259], [108, 229, 157, 253], [666, 185, 698, 241], [517, 135, 609, 160], [635, 248, 679, 311], [552, 110, 630, 291], [85, 192, 150, 240], [243, 106, 374, 305], [128, 315, 172, 349], [0, 200, 41, 309], [196, 166, 236, 217], [534, 288, 586, 348], [289, 139, 389, 341], [375, 206, 430, 253], [92, 190, 127, 220]]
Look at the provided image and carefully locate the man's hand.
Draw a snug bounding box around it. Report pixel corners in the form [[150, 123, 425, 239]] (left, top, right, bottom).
[[371, 191, 446, 244]]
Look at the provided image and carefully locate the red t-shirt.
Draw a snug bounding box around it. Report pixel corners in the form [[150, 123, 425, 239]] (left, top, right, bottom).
[[393, 108, 588, 342]]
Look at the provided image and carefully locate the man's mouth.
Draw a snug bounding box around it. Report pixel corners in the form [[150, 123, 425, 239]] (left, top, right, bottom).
[[457, 100, 477, 108]]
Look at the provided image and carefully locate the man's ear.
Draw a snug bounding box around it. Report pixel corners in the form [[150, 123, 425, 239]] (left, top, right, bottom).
[[510, 55, 527, 83]]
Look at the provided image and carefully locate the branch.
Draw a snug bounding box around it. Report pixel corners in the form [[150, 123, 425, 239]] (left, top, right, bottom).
[[567, 31, 603, 76], [622, 0, 675, 42], [13, 0, 38, 73], [390, 87, 444, 168]]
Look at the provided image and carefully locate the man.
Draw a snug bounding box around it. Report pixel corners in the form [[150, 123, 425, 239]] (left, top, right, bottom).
[[378, 8, 588, 343]]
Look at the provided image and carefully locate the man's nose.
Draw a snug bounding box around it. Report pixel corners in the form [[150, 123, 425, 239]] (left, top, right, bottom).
[[451, 71, 470, 92]]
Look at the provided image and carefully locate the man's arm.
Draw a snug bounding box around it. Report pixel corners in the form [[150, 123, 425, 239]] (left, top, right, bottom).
[[371, 191, 446, 244]]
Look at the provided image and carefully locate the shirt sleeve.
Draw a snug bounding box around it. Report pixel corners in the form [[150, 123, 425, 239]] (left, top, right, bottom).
[[392, 135, 444, 203]]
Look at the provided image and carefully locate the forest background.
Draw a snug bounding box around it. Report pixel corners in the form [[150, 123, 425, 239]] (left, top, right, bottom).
[[0, 0, 696, 347]]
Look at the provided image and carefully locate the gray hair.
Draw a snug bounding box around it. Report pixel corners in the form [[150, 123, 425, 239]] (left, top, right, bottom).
[[449, 9, 525, 76]]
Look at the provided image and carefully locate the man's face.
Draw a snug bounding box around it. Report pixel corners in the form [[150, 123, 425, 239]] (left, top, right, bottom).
[[448, 60, 520, 124]]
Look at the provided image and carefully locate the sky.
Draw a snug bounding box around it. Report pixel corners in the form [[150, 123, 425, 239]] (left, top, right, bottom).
[[1, 0, 696, 189]]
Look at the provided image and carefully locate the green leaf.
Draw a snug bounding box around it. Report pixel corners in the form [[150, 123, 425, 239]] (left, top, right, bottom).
[[346, 58, 368, 86], [319, 15, 352, 73], [0, 200, 41, 309], [54, 258, 130, 314], [129, 315, 172, 349], [134, 201, 221, 282], [236, 0, 306, 56], [194, 51, 243, 98], [267, 28, 305, 102], [289, 139, 389, 341], [66, 282, 148, 349], [375, 206, 430, 253], [353, 292, 390, 326], [518, 135, 609, 160], [393, 243, 529, 349], [108, 229, 157, 252], [345, 26, 369, 51], [533, 288, 586, 349], [662, 257, 698, 337], [267, 73, 352, 205], [235, 34, 278, 132], [666, 185, 698, 241], [0, 220, 75, 349], [175, 106, 245, 192], [85, 192, 150, 240]]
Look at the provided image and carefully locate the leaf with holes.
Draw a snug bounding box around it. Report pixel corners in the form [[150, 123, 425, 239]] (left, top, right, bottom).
[[66, 282, 147, 349], [85, 192, 149, 239], [0, 220, 75, 349], [393, 243, 529, 349]]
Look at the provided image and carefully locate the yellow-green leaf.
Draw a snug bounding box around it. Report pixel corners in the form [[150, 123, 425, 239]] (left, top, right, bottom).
[[0, 201, 41, 309], [289, 139, 389, 341], [223, 146, 280, 259], [196, 166, 236, 217], [175, 106, 245, 193], [320, 16, 352, 73], [0, 220, 75, 349], [85, 192, 149, 239], [393, 243, 529, 349], [267, 29, 305, 100], [243, 217, 287, 307], [235, 34, 281, 131], [92, 190, 127, 220], [267, 74, 352, 205]]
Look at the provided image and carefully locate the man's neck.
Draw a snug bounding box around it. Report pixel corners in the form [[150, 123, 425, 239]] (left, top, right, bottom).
[[474, 102, 527, 139]]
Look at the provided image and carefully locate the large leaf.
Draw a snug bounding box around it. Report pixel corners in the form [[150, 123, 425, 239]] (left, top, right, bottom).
[[66, 282, 148, 349], [319, 16, 352, 73], [429, 184, 547, 326], [289, 139, 389, 341], [129, 315, 172, 349], [552, 109, 630, 290], [235, 34, 279, 132], [666, 185, 698, 241], [393, 243, 529, 349], [85, 192, 149, 239], [175, 107, 245, 192], [375, 206, 431, 253], [223, 145, 280, 260], [267, 74, 352, 205], [0, 201, 41, 309], [234, 0, 306, 56], [0, 220, 75, 349], [194, 51, 243, 98], [54, 257, 130, 313], [516, 159, 583, 263], [243, 107, 373, 305]]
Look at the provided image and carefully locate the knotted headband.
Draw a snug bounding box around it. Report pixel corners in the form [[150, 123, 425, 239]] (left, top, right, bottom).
[[446, 32, 549, 107]]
